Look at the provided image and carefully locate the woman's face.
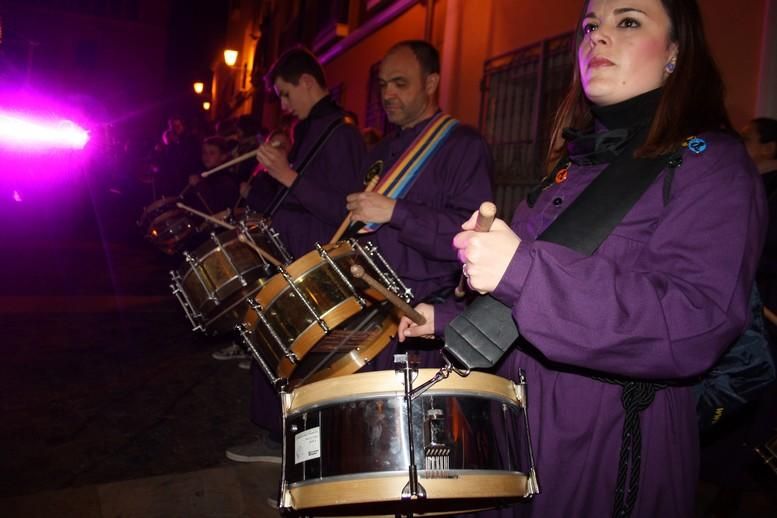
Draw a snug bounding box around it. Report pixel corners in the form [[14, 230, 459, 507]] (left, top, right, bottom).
[[578, 0, 677, 106]]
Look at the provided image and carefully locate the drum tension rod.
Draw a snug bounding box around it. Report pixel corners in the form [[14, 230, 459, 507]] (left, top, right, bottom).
[[280, 268, 330, 333], [399, 356, 427, 502]]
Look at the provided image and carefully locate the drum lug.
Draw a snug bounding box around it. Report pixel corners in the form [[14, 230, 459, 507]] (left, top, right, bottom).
[[211, 231, 248, 287], [525, 467, 540, 497], [281, 268, 330, 333], [355, 241, 413, 301], [235, 323, 281, 385], [259, 219, 293, 265], [512, 373, 527, 406], [184, 251, 219, 303], [316, 243, 366, 308], [169, 270, 205, 332], [248, 298, 299, 365]]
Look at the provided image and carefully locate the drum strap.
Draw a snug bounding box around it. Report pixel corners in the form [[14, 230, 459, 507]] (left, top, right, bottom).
[[264, 115, 349, 218], [357, 112, 459, 234]]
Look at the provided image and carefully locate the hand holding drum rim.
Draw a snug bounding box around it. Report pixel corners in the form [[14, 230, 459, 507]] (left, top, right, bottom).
[[453, 205, 521, 295]]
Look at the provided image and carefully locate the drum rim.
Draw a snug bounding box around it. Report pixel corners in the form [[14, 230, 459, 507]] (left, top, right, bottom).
[[281, 471, 530, 511], [285, 369, 523, 414], [285, 469, 530, 487]]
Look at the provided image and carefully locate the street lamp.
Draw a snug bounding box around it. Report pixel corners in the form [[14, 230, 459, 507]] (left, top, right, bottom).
[[202, 101, 211, 111], [193, 81, 204, 94], [223, 49, 238, 67]]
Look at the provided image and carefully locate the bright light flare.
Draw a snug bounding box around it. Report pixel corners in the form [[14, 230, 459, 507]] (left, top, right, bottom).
[[0, 112, 90, 149], [202, 101, 211, 111], [193, 81, 204, 94]]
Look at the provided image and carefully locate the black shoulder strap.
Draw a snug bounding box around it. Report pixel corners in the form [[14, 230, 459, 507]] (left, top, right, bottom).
[[537, 150, 678, 255], [264, 116, 348, 217], [444, 147, 685, 369]]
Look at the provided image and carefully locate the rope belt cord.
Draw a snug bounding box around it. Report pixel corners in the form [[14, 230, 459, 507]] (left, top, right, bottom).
[[594, 378, 666, 517]]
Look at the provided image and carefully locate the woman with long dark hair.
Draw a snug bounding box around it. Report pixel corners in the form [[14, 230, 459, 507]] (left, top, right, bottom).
[[400, 0, 767, 515]]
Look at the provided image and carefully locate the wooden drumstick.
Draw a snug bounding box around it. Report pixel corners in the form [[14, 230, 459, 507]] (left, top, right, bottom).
[[203, 139, 280, 179], [176, 202, 283, 265], [236, 233, 282, 267], [231, 140, 284, 213], [329, 175, 381, 244], [176, 202, 236, 231], [350, 265, 426, 325], [454, 201, 498, 298], [200, 148, 258, 178]]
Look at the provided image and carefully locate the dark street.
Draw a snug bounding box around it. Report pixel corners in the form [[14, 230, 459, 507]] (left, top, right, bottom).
[[0, 173, 280, 517]]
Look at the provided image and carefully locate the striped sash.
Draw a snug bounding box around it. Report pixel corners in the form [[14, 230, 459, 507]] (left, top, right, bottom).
[[359, 112, 459, 233]]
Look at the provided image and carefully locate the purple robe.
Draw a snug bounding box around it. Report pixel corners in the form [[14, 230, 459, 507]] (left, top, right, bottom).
[[360, 116, 493, 369], [246, 96, 365, 258], [247, 97, 366, 434], [437, 132, 767, 517]]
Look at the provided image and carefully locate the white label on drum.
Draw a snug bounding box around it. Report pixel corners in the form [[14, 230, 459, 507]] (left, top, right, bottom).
[[294, 427, 321, 464]]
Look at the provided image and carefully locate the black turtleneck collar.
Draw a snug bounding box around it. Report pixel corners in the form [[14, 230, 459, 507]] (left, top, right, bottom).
[[564, 88, 662, 165], [590, 88, 662, 130]]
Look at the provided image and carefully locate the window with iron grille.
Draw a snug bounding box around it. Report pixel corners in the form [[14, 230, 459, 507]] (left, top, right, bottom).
[[479, 32, 575, 222]]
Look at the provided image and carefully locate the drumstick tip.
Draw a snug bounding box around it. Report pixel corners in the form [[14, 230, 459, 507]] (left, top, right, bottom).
[[480, 201, 497, 218], [350, 264, 365, 278]]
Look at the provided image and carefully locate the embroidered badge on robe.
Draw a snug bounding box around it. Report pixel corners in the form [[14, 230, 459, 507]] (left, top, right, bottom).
[[683, 136, 707, 155]]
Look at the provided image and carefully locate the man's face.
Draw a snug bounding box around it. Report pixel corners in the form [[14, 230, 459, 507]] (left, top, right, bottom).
[[274, 77, 313, 120], [201, 144, 227, 169], [379, 47, 437, 129]]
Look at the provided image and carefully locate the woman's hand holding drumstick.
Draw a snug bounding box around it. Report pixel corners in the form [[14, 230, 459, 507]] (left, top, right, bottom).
[[454, 201, 497, 298], [453, 202, 520, 295]]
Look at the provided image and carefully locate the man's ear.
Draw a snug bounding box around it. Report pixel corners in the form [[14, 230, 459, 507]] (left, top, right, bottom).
[[299, 73, 316, 90], [425, 72, 440, 97]]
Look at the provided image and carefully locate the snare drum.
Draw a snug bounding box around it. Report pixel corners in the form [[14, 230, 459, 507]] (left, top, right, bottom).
[[138, 197, 194, 255], [170, 219, 292, 333], [279, 369, 539, 516], [237, 239, 410, 387]]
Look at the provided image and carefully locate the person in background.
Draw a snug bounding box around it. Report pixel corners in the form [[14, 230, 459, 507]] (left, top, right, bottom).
[[186, 135, 240, 215], [697, 117, 777, 518]]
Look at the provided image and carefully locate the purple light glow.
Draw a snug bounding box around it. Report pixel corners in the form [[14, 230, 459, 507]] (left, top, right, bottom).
[[0, 112, 90, 150]]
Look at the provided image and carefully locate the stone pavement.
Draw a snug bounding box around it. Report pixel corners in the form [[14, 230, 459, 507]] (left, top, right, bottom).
[[0, 192, 282, 517]]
